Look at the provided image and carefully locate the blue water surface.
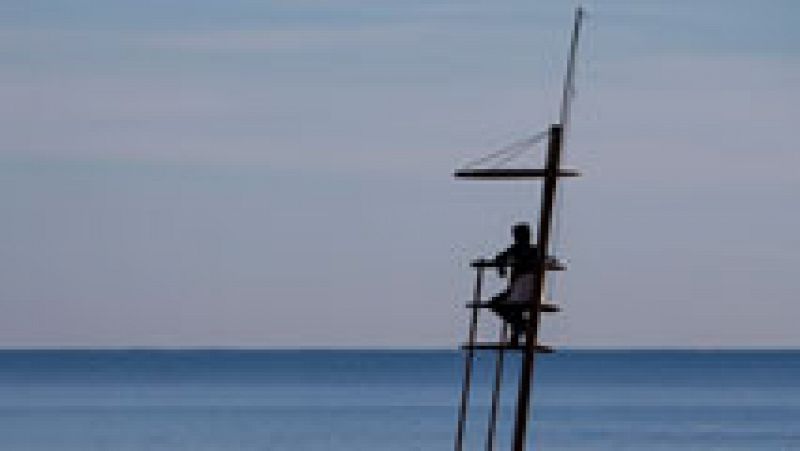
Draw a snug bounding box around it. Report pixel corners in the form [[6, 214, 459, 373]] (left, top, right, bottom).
[[0, 350, 798, 450]]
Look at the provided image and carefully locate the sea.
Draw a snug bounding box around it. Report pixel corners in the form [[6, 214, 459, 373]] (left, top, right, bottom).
[[0, 350, 798, 450]]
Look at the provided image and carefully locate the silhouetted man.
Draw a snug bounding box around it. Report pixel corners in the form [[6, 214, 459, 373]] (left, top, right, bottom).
[[490, 222, 539, 343]]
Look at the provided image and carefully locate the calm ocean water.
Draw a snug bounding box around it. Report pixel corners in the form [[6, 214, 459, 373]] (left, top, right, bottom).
[[0, 350, 798, 450]]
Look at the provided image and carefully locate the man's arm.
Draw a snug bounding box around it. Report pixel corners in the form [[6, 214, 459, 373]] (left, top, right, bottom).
[[493, 247, 511, 278]]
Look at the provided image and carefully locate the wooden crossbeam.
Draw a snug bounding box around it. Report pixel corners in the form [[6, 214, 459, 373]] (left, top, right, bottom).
[[454, 168, 580, 179], [465, 302, 560, 313], [471, 257, 566, 271], [461, 343, 554, 353]]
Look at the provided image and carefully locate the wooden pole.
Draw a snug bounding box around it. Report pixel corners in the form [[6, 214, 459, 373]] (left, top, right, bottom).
[[510, 124, 563, 451], [455, 267, 484, 451], [511, 8, 583, 449], [559, 7, 584, 132], [485, 323, 508, 451]]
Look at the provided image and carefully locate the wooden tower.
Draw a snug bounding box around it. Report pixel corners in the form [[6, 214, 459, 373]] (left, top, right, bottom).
[[453, 8, 585, 451]]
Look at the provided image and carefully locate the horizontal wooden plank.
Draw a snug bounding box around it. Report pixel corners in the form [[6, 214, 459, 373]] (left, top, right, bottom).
[[454, 168, 581, 179], [461, 342, 554, 353], [471, 257, 566, 271], [465, 302, 560, 313]]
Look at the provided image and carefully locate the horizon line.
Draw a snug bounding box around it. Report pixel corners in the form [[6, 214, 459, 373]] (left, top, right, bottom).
[[0, 346, 798, 352]]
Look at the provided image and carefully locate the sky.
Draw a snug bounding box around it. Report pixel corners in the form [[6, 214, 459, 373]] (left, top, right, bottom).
[[0, 0, 798, 348]]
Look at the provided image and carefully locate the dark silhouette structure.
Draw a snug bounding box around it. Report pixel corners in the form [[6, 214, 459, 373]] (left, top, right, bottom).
[[452, 7, 584, 451]]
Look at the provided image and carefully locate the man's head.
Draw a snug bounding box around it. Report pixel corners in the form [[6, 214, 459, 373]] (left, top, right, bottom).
[[512, 222, 531, 245]]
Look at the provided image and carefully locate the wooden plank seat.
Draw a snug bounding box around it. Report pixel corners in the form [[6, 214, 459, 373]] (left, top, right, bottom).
[[471, 257, 566, 271], [461, 342, 554, 353], [454, 168, 581, 180], [466, 301, 560, 313]]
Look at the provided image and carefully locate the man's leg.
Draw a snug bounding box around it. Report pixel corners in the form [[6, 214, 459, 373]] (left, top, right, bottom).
[[489, 289, 527, 345]]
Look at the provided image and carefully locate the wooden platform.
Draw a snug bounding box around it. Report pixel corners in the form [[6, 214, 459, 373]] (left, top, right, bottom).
[[461, 342, 554, 353], [454, 168, 581, 180], [471, 257, 566, 271], [466, 301, 560, 313]]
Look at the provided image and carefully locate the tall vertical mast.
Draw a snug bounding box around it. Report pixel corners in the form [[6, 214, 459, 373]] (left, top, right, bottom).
[[511, 8, 584, 451], [559, 7, 585, 131]]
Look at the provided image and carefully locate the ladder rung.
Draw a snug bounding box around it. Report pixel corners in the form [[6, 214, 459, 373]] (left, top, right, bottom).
[[461, 342, 554, 353], [471, 258, 566, 271], [466, 302, 560, 313], [454, 168, 581, 180]]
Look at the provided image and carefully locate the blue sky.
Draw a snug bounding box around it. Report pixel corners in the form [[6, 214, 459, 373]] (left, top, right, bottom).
[[0, 1, 798, 347]]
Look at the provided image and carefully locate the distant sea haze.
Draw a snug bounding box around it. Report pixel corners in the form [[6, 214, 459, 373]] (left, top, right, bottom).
[[0, 350, 798, 450]]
